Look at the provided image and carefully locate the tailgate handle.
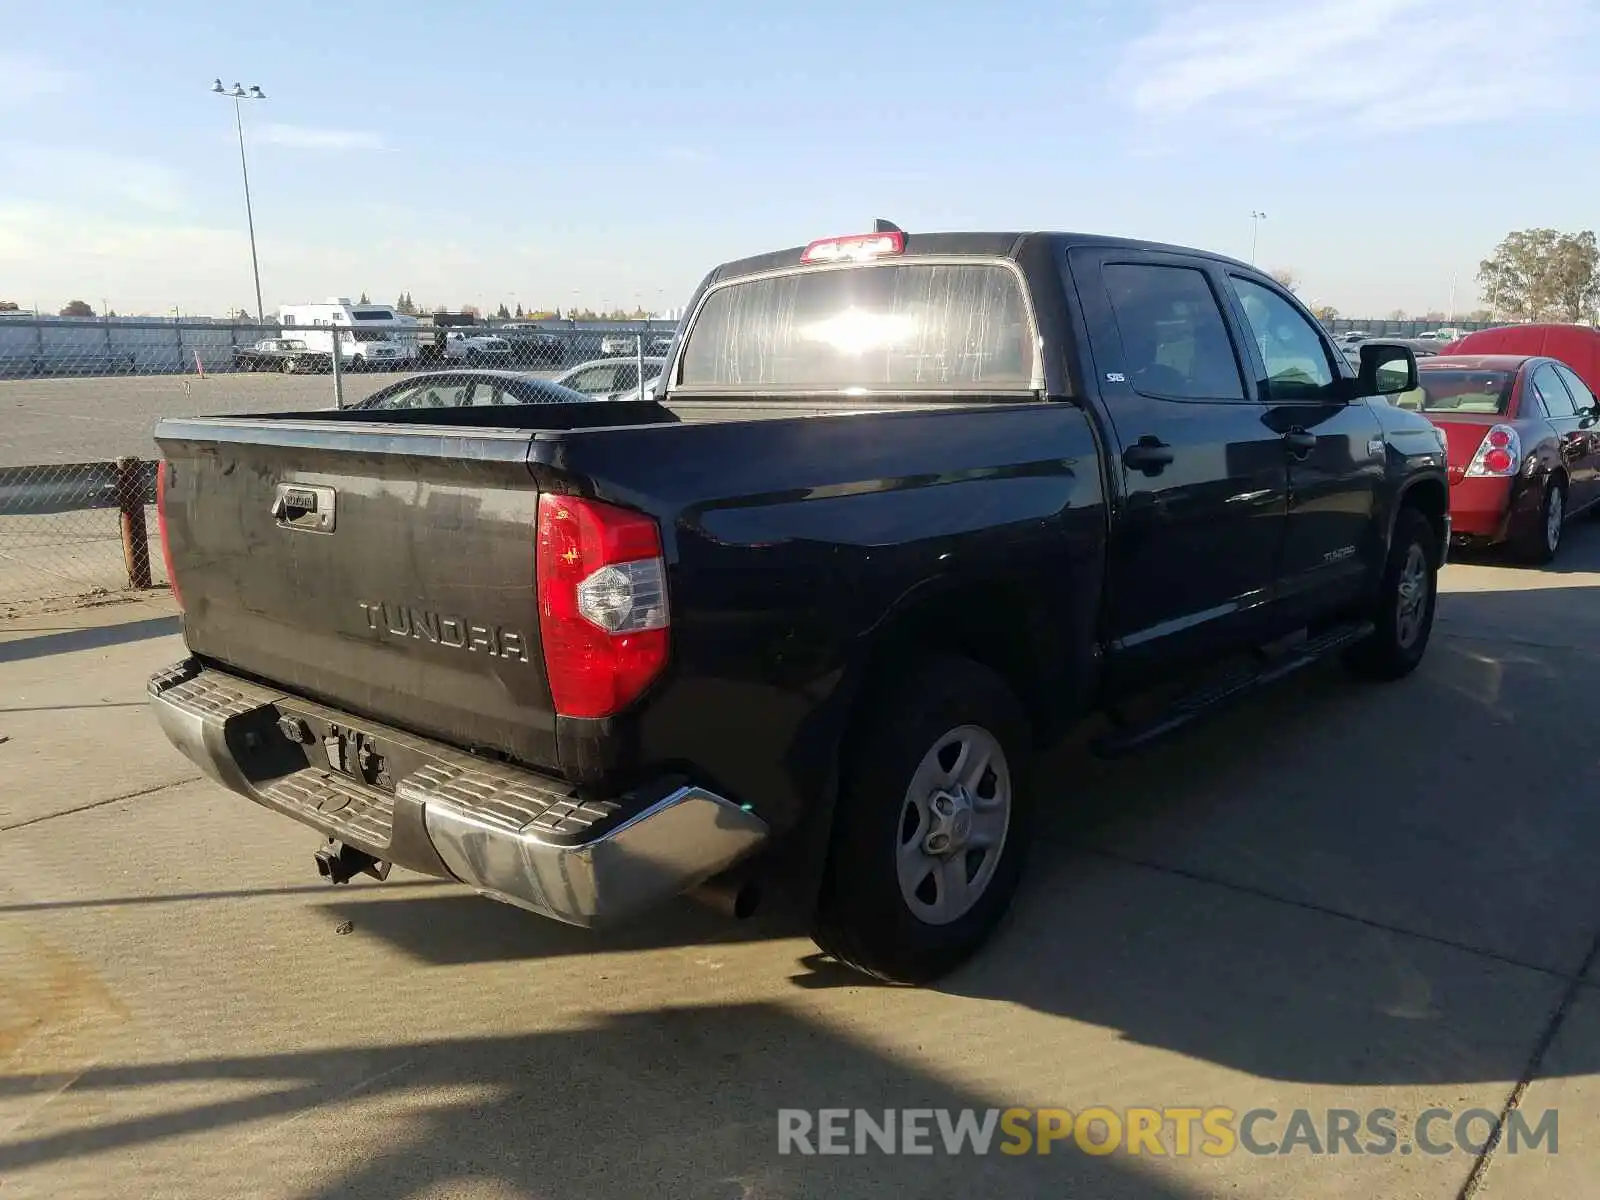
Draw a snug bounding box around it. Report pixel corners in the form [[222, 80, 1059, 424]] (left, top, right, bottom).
[[271, 483, 337, 534]]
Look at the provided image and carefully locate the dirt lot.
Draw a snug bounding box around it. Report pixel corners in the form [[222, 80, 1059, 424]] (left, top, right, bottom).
[[3, 538, 1600, 1198]]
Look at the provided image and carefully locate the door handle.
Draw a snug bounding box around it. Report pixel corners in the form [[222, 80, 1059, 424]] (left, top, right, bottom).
[[1122, 436, 1175, 475], [1284, 428, 1317, 457]]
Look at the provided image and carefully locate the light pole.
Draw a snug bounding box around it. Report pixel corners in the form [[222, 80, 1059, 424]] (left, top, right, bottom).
[[1249, 210, 1267, 266], [212, 79, 267, 322]]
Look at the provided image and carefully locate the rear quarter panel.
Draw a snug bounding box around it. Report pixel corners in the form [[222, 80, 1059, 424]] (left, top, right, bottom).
[[535, 401, 1107, 835]]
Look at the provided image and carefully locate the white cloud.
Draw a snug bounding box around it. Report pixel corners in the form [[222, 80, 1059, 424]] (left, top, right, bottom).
[[258, 124, 385, 152], [1117, 0, 1599, 135], [0, 55, 77, 103]]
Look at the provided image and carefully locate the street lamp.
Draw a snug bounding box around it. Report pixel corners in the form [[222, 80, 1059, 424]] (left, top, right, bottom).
[[212, 79, 267, 322], [1249, 210, 1267, 266]]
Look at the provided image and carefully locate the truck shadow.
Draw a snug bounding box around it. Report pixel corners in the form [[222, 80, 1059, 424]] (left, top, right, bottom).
[[315, 580, 1600, 1091], [0, 1005, 1195, 1199]]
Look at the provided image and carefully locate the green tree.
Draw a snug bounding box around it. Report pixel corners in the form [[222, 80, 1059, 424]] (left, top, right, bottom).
[[1386, 308, 1408, 320], [1478, 228, 1600, 322], [513, 302, 525, 319], [59, 299, 94, 317], [495, 302, 511, 321], [395, 292, 417, 315], [358, 290, 370, 305]]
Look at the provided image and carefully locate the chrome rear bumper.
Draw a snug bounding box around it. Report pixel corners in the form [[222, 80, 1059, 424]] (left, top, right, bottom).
[[148, 659, 769, 926]]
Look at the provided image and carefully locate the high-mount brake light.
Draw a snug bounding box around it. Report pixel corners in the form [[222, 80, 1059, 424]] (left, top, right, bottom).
[[1464, 424, 1522, 478], [800, 231, 906, 264], [156, 460, 183, 611], [535, 493, 670, 720]]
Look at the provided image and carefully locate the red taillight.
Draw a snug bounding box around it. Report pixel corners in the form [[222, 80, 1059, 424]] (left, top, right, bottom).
[[1465, 423, 1522, 479], [800, 231, 905, 263], [156, 461, 183, 610], [535, 493, 669, 719]]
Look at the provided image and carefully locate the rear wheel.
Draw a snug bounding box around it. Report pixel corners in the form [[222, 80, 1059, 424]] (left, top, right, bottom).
[[1344, 506, 1439, 681], [1517, 478, 1565, 564], [282, 357, 298, 374], [812, 655, 1032, 984]]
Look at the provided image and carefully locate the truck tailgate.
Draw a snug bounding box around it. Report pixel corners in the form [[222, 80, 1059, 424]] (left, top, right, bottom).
[[156, 417, 561, 771]]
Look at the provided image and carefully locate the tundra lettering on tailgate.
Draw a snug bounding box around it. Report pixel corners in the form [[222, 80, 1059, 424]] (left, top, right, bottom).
[[358, 602, 531, 662]]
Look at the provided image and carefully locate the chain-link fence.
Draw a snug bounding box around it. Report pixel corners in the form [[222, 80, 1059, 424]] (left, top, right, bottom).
[[0, 315, 678, 608]]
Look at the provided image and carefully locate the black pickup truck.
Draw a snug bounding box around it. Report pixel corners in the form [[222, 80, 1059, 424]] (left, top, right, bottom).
[[149, 226, 1449, 983]]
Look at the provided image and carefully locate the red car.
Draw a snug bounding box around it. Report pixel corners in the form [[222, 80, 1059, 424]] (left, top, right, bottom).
[[1396, 355, 1600, 562]]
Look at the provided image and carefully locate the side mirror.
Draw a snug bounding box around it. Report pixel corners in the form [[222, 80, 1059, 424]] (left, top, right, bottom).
[[1359, 343, 1418, 396]]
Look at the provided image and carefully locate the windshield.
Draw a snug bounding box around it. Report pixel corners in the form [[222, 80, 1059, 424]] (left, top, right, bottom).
[[1399, 369, 1516, 414], [678, 261, 1037, 392]]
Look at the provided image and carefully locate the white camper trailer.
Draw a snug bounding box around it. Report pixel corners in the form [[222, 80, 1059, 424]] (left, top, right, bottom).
[[277, 298, 419, 369]]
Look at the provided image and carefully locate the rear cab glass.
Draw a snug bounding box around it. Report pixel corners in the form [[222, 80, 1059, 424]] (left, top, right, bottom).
[[675, 261, 1040, 393], [1403, 369, 1516, 415]]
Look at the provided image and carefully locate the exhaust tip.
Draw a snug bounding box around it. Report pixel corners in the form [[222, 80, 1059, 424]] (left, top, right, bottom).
[[730, 883, 761, 921], [689, 877, 761, 920]]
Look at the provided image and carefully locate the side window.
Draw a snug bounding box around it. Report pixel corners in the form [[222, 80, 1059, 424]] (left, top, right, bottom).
[[467, 382, 505, 406], [569, 365, 621, 394], [1533, 365, 1577, 417], [1554, 364, 1596, 415], [1101, 263, 1246, 401], [1230, 277, 1337, 401]]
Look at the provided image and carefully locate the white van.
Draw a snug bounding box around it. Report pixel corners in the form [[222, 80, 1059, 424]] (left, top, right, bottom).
[[278, 298, 418, 370]]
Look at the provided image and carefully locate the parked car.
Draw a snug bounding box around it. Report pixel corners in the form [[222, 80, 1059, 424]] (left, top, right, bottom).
[[648, 333, 675, 356], [351, 370, 596, 411], [233, 338, 332, 374], [1336, 331, 1371, 345], [555, 356, 665, 400], [499, 325, 568, 367], [443, 330, 513, 365], [149, 225, 1445, 985], [1393, 354, 1600, 562], [1341, 338, 1439, 371], [1442, 324, 1600, 396], [599, 333, 639, 356]]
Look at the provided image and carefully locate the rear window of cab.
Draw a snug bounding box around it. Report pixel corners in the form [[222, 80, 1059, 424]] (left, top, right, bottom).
[[677, 262, 1039, 392]]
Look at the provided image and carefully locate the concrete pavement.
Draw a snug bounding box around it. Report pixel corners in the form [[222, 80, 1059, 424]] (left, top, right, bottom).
[[4, 536, 1600, 1198]]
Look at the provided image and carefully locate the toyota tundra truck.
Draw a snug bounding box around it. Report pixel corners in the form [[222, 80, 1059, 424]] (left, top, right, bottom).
[[148, 225, 1449, 983]]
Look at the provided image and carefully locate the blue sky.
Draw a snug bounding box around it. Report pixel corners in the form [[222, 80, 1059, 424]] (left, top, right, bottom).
[[4, 0, 1599, 318]]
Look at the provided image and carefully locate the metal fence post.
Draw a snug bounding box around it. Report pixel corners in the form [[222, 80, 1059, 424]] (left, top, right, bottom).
[[114, 456, 153, 589], [636, 331, 645, 398], [331, 331, 346, 408]]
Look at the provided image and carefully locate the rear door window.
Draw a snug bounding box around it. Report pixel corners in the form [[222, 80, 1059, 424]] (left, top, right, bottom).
[[1100, 263, 1246, 401], [679, 261, 1038, 391], [1533, 364, 1577, 417]]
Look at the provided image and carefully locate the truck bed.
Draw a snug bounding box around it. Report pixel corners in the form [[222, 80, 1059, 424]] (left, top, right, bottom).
[[155, 394, 1104, 803]]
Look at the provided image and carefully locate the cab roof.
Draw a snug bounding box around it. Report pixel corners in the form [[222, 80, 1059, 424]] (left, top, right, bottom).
[[709, 231, 1255, 283]]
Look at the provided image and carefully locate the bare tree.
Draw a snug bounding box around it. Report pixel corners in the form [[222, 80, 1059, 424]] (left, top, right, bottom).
[[1269, 267, 1300, 294]]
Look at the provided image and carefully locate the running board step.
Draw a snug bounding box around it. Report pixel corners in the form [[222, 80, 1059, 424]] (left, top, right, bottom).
[[1092, 621, 1375, 759]]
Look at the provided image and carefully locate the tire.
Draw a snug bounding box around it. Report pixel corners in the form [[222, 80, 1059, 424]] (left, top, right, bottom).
[[812, 655, 1033, 984], [1516, 478, 1565, 564], [1343, 506, 1440, 681], [282, 357, 298, 374]]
